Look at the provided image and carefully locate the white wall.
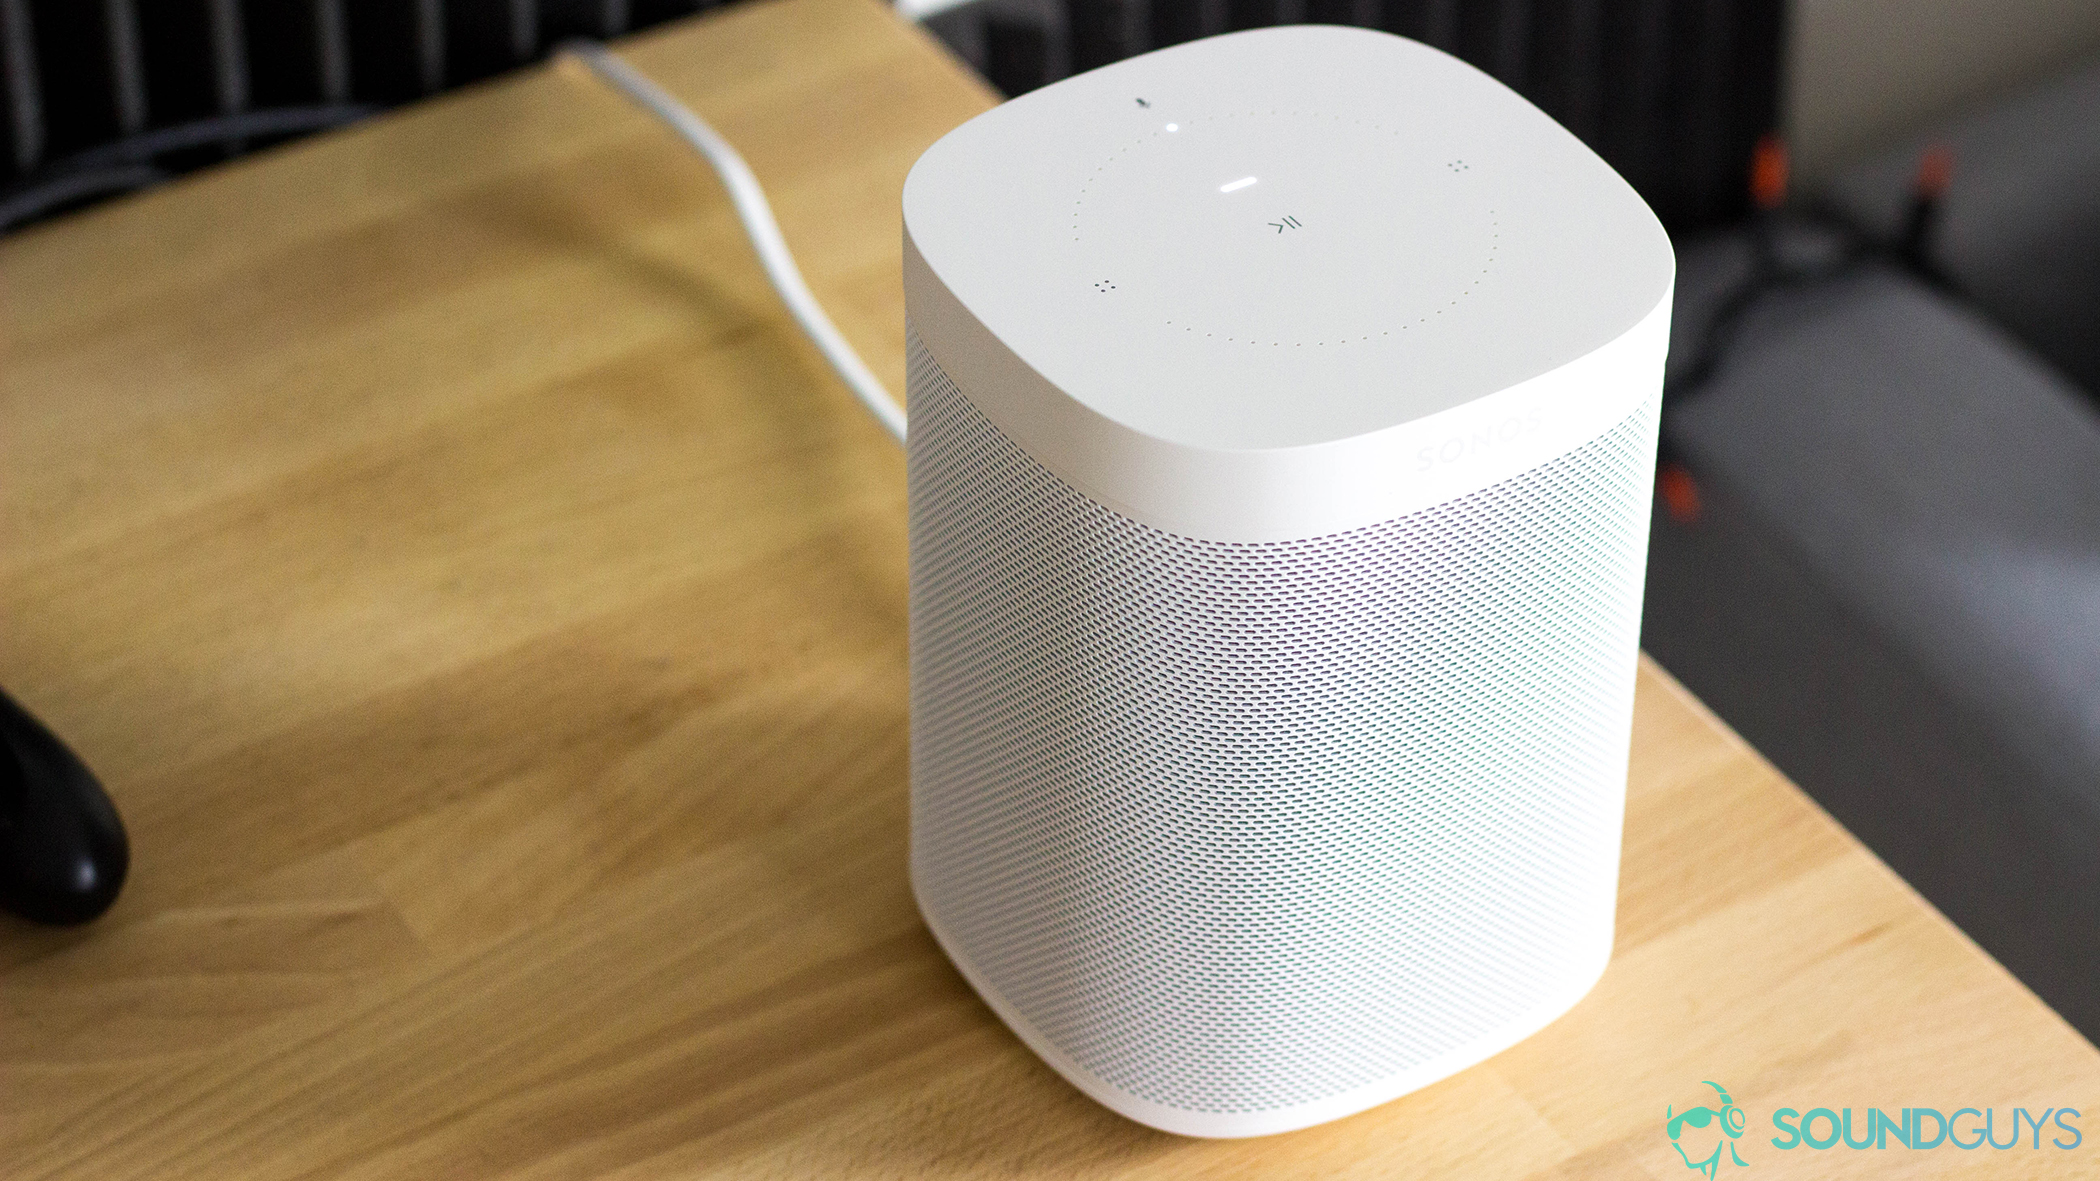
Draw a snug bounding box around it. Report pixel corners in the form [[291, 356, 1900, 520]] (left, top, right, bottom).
[[1788, 0, 2100, 178]]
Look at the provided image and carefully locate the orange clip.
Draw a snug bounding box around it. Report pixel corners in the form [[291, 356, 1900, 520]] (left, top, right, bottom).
[[1749, 134, 1790, 212], [1659, 462, 1704, 525]]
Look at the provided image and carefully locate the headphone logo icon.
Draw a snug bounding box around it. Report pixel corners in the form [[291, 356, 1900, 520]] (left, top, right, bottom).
[[1667, 1080, 1749, 1177]]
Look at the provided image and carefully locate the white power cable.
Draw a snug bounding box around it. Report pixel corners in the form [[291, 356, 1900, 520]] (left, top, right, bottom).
[[564, 40, 908, 445]]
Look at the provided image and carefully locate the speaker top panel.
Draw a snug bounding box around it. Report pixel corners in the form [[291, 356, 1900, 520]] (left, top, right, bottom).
[[903, 26, 1673, 456]]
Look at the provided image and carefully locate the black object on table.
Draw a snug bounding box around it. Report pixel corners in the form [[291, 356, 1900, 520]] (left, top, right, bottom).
[[0, 689, 128, 925]]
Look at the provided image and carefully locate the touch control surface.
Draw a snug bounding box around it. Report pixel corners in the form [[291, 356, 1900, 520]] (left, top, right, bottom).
[[1071, 109, 1501, 350], [905, 26, 1673, 452]]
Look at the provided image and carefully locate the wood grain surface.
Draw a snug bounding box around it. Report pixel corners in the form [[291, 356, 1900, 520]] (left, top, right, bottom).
[[2, 0, 2094, 1175]]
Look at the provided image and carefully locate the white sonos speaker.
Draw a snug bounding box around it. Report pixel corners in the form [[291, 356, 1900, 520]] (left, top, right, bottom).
[[902, 25, 1674, 1138]]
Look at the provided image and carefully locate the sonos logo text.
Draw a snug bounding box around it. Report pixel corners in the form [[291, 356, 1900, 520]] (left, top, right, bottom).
[[1415, 407, 1548, 473]]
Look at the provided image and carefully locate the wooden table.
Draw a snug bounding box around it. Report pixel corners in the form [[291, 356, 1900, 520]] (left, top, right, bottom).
[[3, 0, 2094, 1175]]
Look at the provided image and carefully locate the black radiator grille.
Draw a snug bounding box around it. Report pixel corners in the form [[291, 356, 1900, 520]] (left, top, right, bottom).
[[1, 0, 1783, 238]]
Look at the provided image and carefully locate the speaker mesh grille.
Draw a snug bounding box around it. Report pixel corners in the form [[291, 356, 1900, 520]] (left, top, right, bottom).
[[908, 326, 1657, 1115]]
